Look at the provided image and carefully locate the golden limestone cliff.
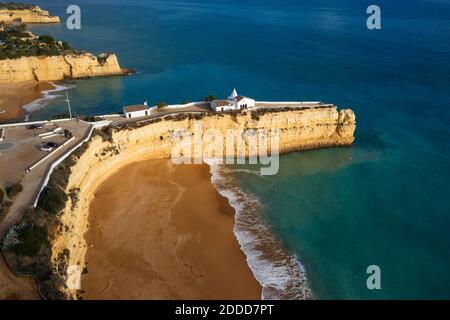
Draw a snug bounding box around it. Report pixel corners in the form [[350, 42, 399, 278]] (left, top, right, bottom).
[[0, 6, 60, 24], [48, 106, 355, 299], [0, 53, 124, 82]]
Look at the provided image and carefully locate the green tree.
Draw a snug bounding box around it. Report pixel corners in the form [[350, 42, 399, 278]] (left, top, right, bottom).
[[6, 183, 23, 199], [204, 95, 216, 102], [38, 34, 54, 44], [61, 41, 70, 50], [157, 101, 168, 109]]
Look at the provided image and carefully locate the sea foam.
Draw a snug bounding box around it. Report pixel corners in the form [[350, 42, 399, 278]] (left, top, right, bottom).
[[207, 162, 313, 300], [23, 82, 76, 119]]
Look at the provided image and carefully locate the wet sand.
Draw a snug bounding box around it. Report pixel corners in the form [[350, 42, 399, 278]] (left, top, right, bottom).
[[82, 159, 261, 299], [0, 81, 54, 121]]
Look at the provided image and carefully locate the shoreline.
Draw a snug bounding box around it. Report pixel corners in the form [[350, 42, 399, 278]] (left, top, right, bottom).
[[81, 159, 262, 299], [209, 164, 313, 300], [14, 106, 354, 299], [0, 81, 56, 122]]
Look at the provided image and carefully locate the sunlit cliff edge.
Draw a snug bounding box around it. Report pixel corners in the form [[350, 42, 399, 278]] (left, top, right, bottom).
[[0, 5, 60, 24], [0, 53, 125, 82], [7, 106, 355, 299]]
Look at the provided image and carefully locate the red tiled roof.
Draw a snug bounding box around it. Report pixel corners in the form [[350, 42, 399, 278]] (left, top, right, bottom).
[[124, 105, 148, 113], [213, 100, 229, 107]]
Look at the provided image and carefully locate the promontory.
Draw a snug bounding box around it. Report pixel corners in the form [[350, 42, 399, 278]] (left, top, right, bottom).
[[0, 4, 128, 83]]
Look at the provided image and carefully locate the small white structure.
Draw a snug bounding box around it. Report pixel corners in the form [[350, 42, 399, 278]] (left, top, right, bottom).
[[123, 104, 151, 119], [211, 100, 236, 112], [210, 89, 256, 112]]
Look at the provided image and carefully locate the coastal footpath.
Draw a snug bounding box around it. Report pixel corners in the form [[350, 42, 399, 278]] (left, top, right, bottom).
[[0, 53, 124, 82], [2, 106, 355, 299], [0, 5, 60, 24]]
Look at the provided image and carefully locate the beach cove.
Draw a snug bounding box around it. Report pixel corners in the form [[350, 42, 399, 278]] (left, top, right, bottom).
[[83, 159, 261, 299], [2, 0, 450, 300], [43, 106, 354, 299]]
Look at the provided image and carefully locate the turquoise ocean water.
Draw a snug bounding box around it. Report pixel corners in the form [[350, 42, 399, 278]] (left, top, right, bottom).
[[28, 0, 450, 299]]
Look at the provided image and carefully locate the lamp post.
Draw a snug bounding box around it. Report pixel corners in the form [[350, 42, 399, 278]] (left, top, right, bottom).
[[65, 91, 73, 119]]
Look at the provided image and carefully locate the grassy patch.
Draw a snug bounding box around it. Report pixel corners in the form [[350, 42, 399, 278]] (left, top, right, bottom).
[[0, 24, 83, 60], [2, 219, 48, 257]]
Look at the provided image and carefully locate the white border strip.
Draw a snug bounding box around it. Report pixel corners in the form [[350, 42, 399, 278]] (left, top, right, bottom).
[[32, 122, 108, 208], [0, 118, 72, 129], [27, 136, 76, 172]]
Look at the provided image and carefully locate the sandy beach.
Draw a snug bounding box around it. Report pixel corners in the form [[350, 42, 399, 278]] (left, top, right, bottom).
[[82, 159, 261, 300], [0, 81, 54, 121]]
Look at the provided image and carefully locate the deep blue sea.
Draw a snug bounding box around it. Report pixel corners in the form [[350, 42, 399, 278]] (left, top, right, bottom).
[[28, 0, 450, 299]]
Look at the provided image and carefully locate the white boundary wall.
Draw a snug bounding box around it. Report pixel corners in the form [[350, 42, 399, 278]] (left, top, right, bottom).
[[151, 101, 206, 110], [27, 137, 76, 172], [256, 101, 323, 105], [0, 118, 73, 129], [32, 121, 110, 208]]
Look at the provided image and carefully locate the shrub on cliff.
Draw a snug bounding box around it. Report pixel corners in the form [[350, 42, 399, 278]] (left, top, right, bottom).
[[0, 200, 12, 218], [0, 188, 4, 204], [204, 95, 216, 102], [37, 186, 68, 215], [157, 101, 168, 109], [80, 115, 104, 122], [0, 4, 35, 10], [251, 112, 260, 121], [0, 25, 82, 60], [6, 183, 23, 199], [52, 114, 71, 120], [38, 34, 54, 44], [61, 41, 70, 50], [94, 126, 114, 142], [37, 160, 73, 215], [2, 219, 48, 257]]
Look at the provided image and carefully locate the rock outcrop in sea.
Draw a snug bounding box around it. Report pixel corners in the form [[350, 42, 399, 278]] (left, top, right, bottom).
[[0, 53, 124, 82], [0, 5, 60, 24]]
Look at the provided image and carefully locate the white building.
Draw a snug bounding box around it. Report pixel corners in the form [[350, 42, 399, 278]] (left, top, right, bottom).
[[210, 89, 256, 112], [123, 104, 151, 119]]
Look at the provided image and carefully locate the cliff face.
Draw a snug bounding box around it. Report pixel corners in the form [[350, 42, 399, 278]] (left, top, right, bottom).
[[49, 106, 356, 299], [0, 6, 60, 24], [0, 53, 123, 82]]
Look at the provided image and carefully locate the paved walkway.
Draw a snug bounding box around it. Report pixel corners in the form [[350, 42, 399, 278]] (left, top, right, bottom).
[[0, 120, 91, 238], [114, 103, 212, 126]]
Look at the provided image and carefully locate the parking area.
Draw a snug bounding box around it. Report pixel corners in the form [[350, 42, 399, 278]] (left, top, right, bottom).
[[0, 120, 90, 189]]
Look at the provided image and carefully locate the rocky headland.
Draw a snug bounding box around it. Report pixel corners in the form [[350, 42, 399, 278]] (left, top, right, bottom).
[[1, 105, 356, 299], [0, 4, 60, 24]]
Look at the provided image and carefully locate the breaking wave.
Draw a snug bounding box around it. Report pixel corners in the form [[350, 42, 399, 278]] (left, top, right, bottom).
[[23, 82, 76, 119], [208, 163, 313, 300]]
